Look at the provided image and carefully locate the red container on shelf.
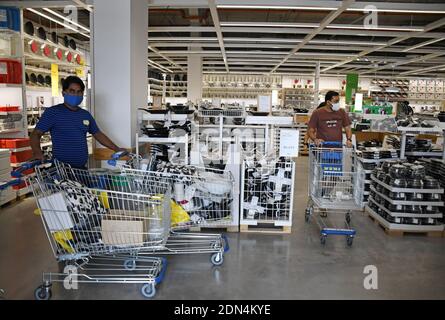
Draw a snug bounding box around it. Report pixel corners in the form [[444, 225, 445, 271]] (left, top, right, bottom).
[[0, 106, 20, 112], [10, 149, 32, 163], [12, 181, 27, 190], [0, 59, 22, 84], [0, 138, 30, 149]]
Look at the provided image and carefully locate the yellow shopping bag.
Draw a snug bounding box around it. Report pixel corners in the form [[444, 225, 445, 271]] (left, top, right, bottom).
[[52, 230, 75, 254], [171, 200, 190, 227]]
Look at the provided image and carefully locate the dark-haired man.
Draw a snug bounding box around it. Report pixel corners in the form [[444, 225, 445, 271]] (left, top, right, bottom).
[[30, 76, 124, 168], [308, 91, 353, 148]]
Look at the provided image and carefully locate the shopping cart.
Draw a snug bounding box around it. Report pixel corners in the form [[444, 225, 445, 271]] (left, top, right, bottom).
[[108, 152, 231, 266], [13, 160, 169, 299], [305, 142, 358, 246]]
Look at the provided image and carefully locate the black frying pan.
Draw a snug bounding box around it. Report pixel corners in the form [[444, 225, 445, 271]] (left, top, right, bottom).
[[37, 27, 47, 41], [69, 39, 77, 50], [24, 21, 34, 36], [30, 73, 37, 84], [50, 31, 58, 44], [63, 36, 69, 47], [45, 75, 51, 86], [25, 73, 30, 83], [37, 74, 45, 85]]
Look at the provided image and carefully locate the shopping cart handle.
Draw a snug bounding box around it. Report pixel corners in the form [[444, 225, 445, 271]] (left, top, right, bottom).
[[107, 151, 130, 167], [155, 257, 168, 285], [11, 160, 49, 178], [309, 141, 350, 148], [0, 179, 21, 190], [222, 234, 230, 253]]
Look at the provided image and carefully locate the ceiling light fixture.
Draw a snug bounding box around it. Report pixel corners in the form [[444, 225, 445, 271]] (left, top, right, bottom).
[[221, 21, 423, 32], [217, 5, 336, 10], [27, 8, 90, 39], [217, 5, 445, 14], [42, 8, 90, 33]]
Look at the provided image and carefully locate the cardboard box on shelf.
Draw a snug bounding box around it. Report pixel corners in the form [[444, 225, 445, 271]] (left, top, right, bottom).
[[293, 114, 309, 124]]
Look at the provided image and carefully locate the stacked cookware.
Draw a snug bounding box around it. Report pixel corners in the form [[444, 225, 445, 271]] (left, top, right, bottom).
[[367, 160, 444, 226]]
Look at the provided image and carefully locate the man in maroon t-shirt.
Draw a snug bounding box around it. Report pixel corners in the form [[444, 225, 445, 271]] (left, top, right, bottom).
[[308, 91, 353, 148]]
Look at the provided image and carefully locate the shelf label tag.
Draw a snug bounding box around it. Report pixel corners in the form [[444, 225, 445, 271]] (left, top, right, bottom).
[[51, 64, 59, 97], [76, 67, 85, 78]]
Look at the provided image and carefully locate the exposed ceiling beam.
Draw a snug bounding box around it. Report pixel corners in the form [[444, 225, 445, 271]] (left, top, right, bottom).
[[360, 52, 445, 75], [399, 64, 445, 76], [72, 0, 93, 12], [208, 0, 229, 72], [149, 37, 387, 46], [148, 0, 445, 14], [270, 0, 355, 73], [402, 38, 445, 52], [148, 46, 187, 72], [220, 22, 424, 32], [322, 16, 445, 73], [148, 26, 445, 39]]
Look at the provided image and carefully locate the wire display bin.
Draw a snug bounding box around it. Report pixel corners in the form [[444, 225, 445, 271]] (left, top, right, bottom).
[[108, 153, 231, 265], [240, 157, 295, 233], [17, 161, 169, 299], [305, 142, 359, 246]]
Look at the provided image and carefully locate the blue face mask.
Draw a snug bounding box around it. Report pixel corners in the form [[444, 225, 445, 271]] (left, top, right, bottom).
[[64, 94, 83, 107]]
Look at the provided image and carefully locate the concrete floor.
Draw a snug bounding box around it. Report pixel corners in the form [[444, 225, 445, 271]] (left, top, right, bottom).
[[1, 157, 444, 300]]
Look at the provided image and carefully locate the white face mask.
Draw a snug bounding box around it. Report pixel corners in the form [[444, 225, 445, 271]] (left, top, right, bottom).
[[331, 103, 340, 111]]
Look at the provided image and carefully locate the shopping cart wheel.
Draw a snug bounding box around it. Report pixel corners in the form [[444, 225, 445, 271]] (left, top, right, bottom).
[[305, 207, 312, 222], [141, 283, 156, 299], [124, 259, 136, 271], [210, 253, 224, 266], [345, 212, 351, 224], [346, 236, 354, 247], [320, 235, 327, 245], [34, 285, 52, 300]]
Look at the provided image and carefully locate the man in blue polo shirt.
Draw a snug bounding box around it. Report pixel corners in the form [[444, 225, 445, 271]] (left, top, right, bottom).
[[30, 76, 124, 169]]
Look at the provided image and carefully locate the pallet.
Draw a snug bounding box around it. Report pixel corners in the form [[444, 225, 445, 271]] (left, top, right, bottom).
[[0, 197, 18, 208], [367, 212, 443, 238], [240, 222, 291, 234], [189, 225, 239, 233]]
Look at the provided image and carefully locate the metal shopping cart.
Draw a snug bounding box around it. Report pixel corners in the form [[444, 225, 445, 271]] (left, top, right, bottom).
[[108, 152, 231, 266], [305, 142, 358, 246], [13, 160, 169, 299]]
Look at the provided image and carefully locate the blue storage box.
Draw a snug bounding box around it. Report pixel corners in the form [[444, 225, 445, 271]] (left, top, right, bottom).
[[0, 7, 20, 32]]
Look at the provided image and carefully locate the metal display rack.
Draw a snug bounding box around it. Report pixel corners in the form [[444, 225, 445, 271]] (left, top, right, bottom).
[[240, 158, 295, 233], [398, 125, 445, 160]]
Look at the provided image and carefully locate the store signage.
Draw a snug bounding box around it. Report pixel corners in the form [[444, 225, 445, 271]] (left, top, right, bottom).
[[51, 64, 59, 97], [279, 129, 299, 157]]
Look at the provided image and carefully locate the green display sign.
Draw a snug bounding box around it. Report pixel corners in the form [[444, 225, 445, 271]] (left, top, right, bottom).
[[345, 73, 359, 104]]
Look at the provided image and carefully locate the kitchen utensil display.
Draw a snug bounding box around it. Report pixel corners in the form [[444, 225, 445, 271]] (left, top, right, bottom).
[[24, 21, 34, 35], [44, 75, 51, 86], [37, 27, 47, 40], [50, 31, 58, 44], [30, 73, 37, 84], [37, 74, 45, 85], [69, 39, 77, 50]]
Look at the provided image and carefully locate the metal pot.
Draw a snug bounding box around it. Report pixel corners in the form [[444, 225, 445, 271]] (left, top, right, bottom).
[[389, 164, 409, 179]]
